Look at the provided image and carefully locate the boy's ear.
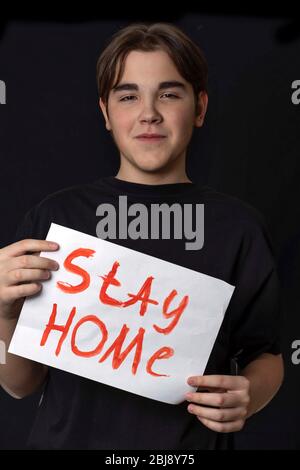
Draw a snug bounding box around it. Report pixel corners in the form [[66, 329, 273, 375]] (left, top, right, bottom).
[[99, 97, 112, 131], [194, 91, 208, 128]]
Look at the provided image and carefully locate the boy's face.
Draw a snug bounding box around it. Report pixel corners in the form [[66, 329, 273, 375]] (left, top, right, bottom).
[[99, 49, 207, 176]]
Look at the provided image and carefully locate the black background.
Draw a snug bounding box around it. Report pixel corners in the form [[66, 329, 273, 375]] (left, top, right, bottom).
[[0, 8, 299, 449]]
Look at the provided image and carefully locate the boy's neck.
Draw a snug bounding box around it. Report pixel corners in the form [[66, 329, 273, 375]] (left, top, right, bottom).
[[115, 168, 192, 186]]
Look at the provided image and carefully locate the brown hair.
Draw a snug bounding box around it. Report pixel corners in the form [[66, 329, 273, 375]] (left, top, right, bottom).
[[96, 22, 208, 111]]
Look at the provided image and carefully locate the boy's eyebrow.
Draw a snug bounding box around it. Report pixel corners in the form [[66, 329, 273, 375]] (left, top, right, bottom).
[[112, 80, 187, 93], [158, 81, 186, 90]]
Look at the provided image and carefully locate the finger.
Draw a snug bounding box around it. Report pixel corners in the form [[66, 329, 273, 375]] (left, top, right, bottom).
[[0, 239, 59, 259], [187, 403, 247, 422], [185, 391, 240, 408], [196, 417, 245, 433], [188, 375, 249, 391], [5, 255, 59, 273], [6, 268, 51, 287], [1, 283, 43, 302], [197, 386, 226, 393]]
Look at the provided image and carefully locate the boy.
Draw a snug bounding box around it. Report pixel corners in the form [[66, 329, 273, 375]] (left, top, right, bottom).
[[0, 23, 283, 449]]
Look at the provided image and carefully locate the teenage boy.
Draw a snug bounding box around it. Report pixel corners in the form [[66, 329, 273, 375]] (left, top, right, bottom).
[[0, 23, 283, 449]]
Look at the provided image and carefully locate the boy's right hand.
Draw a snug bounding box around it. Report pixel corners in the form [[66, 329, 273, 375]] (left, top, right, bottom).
[[0, 239, 59, 321]]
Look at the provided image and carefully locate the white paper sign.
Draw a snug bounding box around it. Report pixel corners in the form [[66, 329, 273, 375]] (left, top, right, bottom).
[[9, 223, 235, 404]]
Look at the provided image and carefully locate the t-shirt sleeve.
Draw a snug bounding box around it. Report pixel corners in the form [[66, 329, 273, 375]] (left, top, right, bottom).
[[12, 209, 36, 243], [227, 215, 283, 370], [12, 205, 52, 244]]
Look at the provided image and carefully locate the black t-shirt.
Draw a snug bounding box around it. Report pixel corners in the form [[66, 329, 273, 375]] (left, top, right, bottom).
[[12, 176, 282, 450]]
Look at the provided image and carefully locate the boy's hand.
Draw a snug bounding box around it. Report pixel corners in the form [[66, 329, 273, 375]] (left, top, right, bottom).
[[185, 375, 250, 433], [0, 239, 59, 321]]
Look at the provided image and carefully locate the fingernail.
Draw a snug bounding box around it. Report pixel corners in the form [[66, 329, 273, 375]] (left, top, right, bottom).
[[49, 242, 59, 248], [188, 378, 196, 386]]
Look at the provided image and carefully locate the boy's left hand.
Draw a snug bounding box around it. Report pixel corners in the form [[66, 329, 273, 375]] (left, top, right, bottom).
[[185, 375, 250, 433]]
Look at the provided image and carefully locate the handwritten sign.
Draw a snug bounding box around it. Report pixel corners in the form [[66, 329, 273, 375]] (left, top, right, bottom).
[[9, 223, 235, 404]]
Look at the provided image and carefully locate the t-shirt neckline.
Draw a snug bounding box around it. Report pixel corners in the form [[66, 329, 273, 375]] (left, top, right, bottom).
[[99, 176, 200, 197]]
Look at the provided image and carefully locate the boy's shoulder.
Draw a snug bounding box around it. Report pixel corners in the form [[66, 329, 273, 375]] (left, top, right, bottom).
[[198, 185, 268, 231]]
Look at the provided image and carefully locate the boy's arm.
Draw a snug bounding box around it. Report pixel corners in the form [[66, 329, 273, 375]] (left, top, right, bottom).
[[0, 239, 59, 399], [241, 352, 284, 418], [0, 314, 48, 399]]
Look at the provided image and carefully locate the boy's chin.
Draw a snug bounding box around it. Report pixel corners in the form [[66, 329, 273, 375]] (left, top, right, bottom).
[[134, 159, 173, 174]]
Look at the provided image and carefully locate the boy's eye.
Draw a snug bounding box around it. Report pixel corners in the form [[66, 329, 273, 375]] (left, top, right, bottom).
[[161, 93, 179, 99], [119, 95, 137, 102]]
